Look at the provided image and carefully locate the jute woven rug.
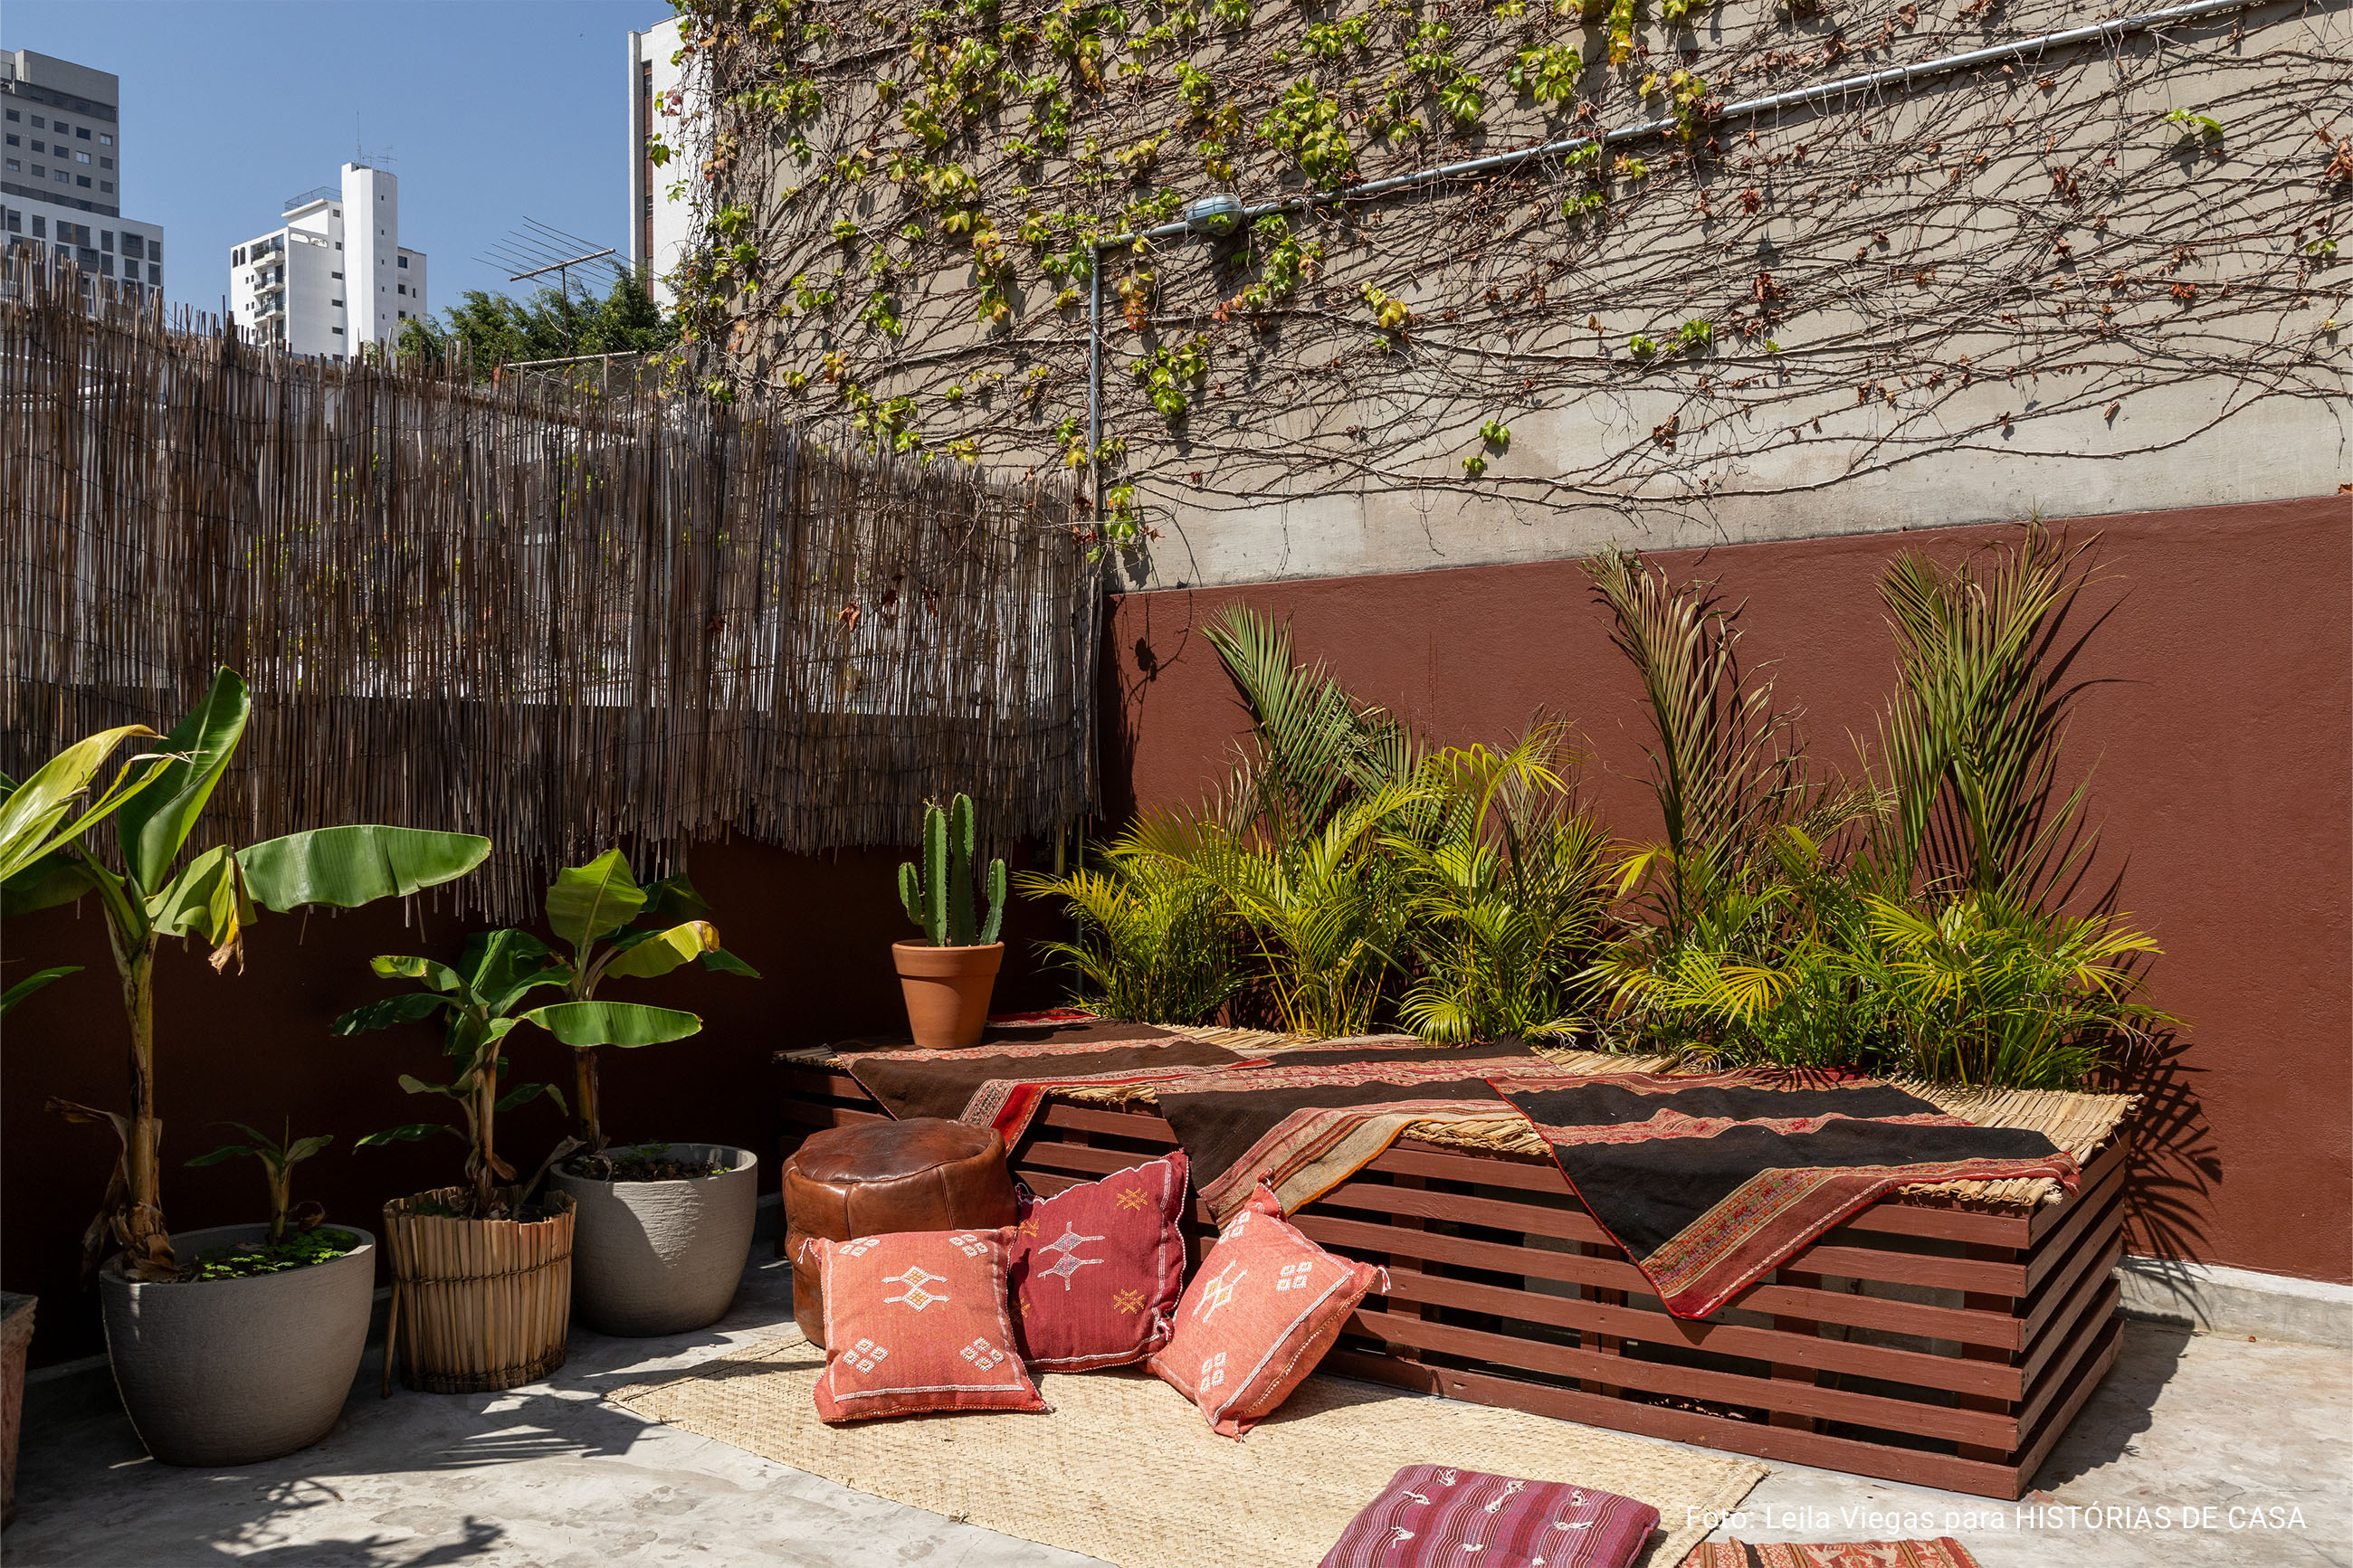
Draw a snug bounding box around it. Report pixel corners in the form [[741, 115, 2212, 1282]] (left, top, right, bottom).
[[610, 1330, 1765, 1568]]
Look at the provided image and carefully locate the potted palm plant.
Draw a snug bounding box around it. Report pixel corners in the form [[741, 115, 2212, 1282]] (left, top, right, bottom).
[[893, 794, 1007, 1048], [1, 668, 490, 1464], [527, 851, 763, 1336]]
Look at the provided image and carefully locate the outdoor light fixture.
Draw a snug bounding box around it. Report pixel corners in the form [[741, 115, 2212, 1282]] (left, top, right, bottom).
[[1183, 194, 1243, 238]]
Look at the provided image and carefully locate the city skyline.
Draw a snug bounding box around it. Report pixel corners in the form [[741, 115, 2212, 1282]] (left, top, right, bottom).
[[4, 0, 672, 319]]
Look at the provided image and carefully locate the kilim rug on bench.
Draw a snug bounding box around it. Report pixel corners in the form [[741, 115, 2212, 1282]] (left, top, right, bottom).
[[1153, 1037, 1555, 1222], [835, 1019, 1263, 1145], [1490, 1069, 2081, 1320], [609, 1327, 1766, 1568]]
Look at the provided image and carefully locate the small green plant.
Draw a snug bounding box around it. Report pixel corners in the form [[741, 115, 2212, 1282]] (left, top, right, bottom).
[[1132, 334, 1210, 418], [1627, 333, 1658, 358], [1676, 318, 1715, 350], [1462, 453, 1488, 476], [830, 218, 860, 242], [899, 794, 1007, 947], [2304, 237, 2338, 259], [187, 1120, 332, 1244], [2164, 108, 2224, 141], [1480, 418, 1511, 448]]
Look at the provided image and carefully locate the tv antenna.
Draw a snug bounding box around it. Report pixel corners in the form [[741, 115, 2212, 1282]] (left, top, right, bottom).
[[477, 218, 617, 300]]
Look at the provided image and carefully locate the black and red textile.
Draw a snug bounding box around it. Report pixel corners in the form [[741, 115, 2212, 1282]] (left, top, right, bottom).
[[1490, 1069, 2079, 1320], [1156, 1038, 1550, 1222], [836, 1021, 1262, 1146]]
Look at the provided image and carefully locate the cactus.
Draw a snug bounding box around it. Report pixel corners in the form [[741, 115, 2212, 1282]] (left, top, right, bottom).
[[898, 794, 1005, 946]]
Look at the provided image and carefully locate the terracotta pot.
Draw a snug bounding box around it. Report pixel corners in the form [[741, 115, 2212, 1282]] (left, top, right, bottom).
[[891, 940, 1004, 1048], [2, 1292, 32, 1524]]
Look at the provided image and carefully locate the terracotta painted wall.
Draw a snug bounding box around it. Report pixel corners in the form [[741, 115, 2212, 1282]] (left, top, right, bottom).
[[1, 841, 1072, 1368], [1102, 496, 2353, 1287]]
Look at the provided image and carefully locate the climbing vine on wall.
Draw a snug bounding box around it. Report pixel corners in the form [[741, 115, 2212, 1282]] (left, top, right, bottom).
[[660, 0, 2348, 551]]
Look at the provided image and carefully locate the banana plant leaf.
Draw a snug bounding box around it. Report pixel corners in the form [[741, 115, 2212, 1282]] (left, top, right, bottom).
[[0, 723, 162, 884], [1, 965, 81, 1016], [1, 851, 103, 917], [331, 991, 450, 1035], [370, 954, 464, 993], [521, 999, 702, 1048], [118, 669, 250, 895], [601, 920, 719, 982], [355, 1123, 461, 1148], [146, 843, 257, 955], [546, 850, 647, 958], [238, 825, 491, 912]]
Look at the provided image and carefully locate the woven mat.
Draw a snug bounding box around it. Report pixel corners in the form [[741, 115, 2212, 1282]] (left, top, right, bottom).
[[611, 1329, 1765, 1568], [787, 1024, 2136, 1210]]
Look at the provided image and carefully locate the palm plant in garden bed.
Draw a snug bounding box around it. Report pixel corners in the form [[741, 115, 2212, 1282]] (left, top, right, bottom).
[[0, 667, 487, 1462]]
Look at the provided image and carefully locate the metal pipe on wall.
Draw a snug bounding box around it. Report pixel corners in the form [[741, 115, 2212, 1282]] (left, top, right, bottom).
[[1077, 0, 2265, 514]]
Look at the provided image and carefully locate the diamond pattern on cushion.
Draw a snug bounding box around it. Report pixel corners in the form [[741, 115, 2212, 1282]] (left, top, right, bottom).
[[1008, 1151, 1191, 1372], [805, 1227, 1047, 1421]]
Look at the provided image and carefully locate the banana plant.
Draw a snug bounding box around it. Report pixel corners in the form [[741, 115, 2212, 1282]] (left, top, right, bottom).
[[530, 850, 757, 1149], [186, 1121, 333, 1245], [5, 667, 491, 1280], [0, 721, 170, 1015], [338, 928, 578, 1216]]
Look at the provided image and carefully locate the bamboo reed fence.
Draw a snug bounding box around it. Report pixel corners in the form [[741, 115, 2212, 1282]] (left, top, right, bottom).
[[0, 261, 1099, 917]]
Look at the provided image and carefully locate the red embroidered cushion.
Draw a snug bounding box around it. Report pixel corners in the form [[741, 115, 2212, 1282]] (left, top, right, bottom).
[[1009, 1152, 1191, 1371], [804, 1226, 1047, 1422], [1147, 1182, 1386, 1438], [1319, 1465, 1660, 1568]]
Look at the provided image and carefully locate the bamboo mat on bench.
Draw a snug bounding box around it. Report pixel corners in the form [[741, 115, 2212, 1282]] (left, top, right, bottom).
[[786, 1024, 2137, 1211], [609, 1326, 1765, 1568]]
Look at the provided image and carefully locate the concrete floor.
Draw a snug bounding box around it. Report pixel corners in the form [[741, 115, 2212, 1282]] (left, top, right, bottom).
[[9, 1252, 2348, 1568]]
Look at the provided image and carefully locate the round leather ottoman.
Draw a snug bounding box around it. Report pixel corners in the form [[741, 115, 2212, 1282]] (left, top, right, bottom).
[[783, 1118, 1019, 1347]]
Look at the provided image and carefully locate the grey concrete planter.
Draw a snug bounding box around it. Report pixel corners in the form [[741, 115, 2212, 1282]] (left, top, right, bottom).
[[100, 1223, 375, 1467], [551, 1144, 756, 1336]]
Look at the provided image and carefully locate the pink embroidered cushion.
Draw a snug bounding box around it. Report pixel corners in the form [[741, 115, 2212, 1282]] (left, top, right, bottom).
[[1146, 1182, 1386, 1438], [1010, 1152, 1191, 1371], [803, 1226, 1048, 1422], [1318, 1465, 1661, 1568]]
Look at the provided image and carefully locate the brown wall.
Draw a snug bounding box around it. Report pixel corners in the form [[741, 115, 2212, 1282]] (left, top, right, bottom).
[[1, 841, 1072, 1368], [1102, 496, 2353, 1287]]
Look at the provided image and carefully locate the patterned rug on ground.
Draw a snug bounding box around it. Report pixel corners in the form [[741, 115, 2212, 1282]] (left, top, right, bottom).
[[835, 1020, 1260, 1145], [1681, 1540, 1985, 1567], [1489, 1069, 2081, 1320], [609, 1328, 1766, 1568], [1153, 1037, 1552, 1223]]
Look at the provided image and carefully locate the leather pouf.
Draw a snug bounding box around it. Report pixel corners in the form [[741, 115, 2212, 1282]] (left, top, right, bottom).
[[783, 1118, 1020, 1347]]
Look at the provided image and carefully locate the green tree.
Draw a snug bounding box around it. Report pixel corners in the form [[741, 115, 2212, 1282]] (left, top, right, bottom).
[[395, 264, 677, 376]]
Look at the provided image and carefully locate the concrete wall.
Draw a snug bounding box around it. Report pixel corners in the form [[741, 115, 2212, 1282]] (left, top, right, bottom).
[[1101, 494, 2353, 1286], [701, 0, 2347, 590], [2, 840, 1074, 1369]]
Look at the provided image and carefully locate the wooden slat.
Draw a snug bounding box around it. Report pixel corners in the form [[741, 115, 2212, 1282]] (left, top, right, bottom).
[[1371, 1261, 2024, 1400], [1291, 1212, 2026, 1349], [2015, 1281, 2120, 1439], [1344, 1306, 2020, 1449], [1035, 1103, 1178, 1141], [2007, 1316, 2123, 1495], [2028, 1137, 2128, 1245], [2020, 1239, 2123, 1392], [2024, 1155, 2129, 1293], [780, 1100, 888, 1132], [2021, 1189, 2128, 1345]]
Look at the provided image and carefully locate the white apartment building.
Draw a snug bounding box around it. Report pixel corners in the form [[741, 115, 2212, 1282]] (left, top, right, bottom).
[[0, 49, 166, 303], [230, 163, 426, 357], [626, 18, 702, 308]]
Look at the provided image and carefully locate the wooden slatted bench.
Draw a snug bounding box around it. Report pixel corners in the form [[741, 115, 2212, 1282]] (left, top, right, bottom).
[[776, 1060, 2123, 1499]]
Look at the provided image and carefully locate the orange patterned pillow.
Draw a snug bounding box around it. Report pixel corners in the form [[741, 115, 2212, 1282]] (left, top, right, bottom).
[[1147, 1182, 1386, 1438], [1010, 1152, 1191, 1371], [804, 1226, 1048, 1422]]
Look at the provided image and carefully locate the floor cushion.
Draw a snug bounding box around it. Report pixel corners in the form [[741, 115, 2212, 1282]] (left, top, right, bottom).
[[1009, 1151, 1191, 1370], [1319, 1464, 1662, 1567], [1147, 1181, 1386, 1438], [802, 1226, 1047, 1421]]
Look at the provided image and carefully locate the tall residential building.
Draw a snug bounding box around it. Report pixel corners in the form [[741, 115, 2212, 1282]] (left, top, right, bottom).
[[626, 18, 701, 307], [0, 49, 167, 303], [229, 163, 427, 357]]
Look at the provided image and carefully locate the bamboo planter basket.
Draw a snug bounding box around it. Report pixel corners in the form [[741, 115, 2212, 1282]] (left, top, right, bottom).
[[382, 1187, 575, 1395]]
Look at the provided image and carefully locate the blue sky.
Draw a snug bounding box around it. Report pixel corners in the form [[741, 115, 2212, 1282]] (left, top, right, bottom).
[[7, 0, 675, 317]]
